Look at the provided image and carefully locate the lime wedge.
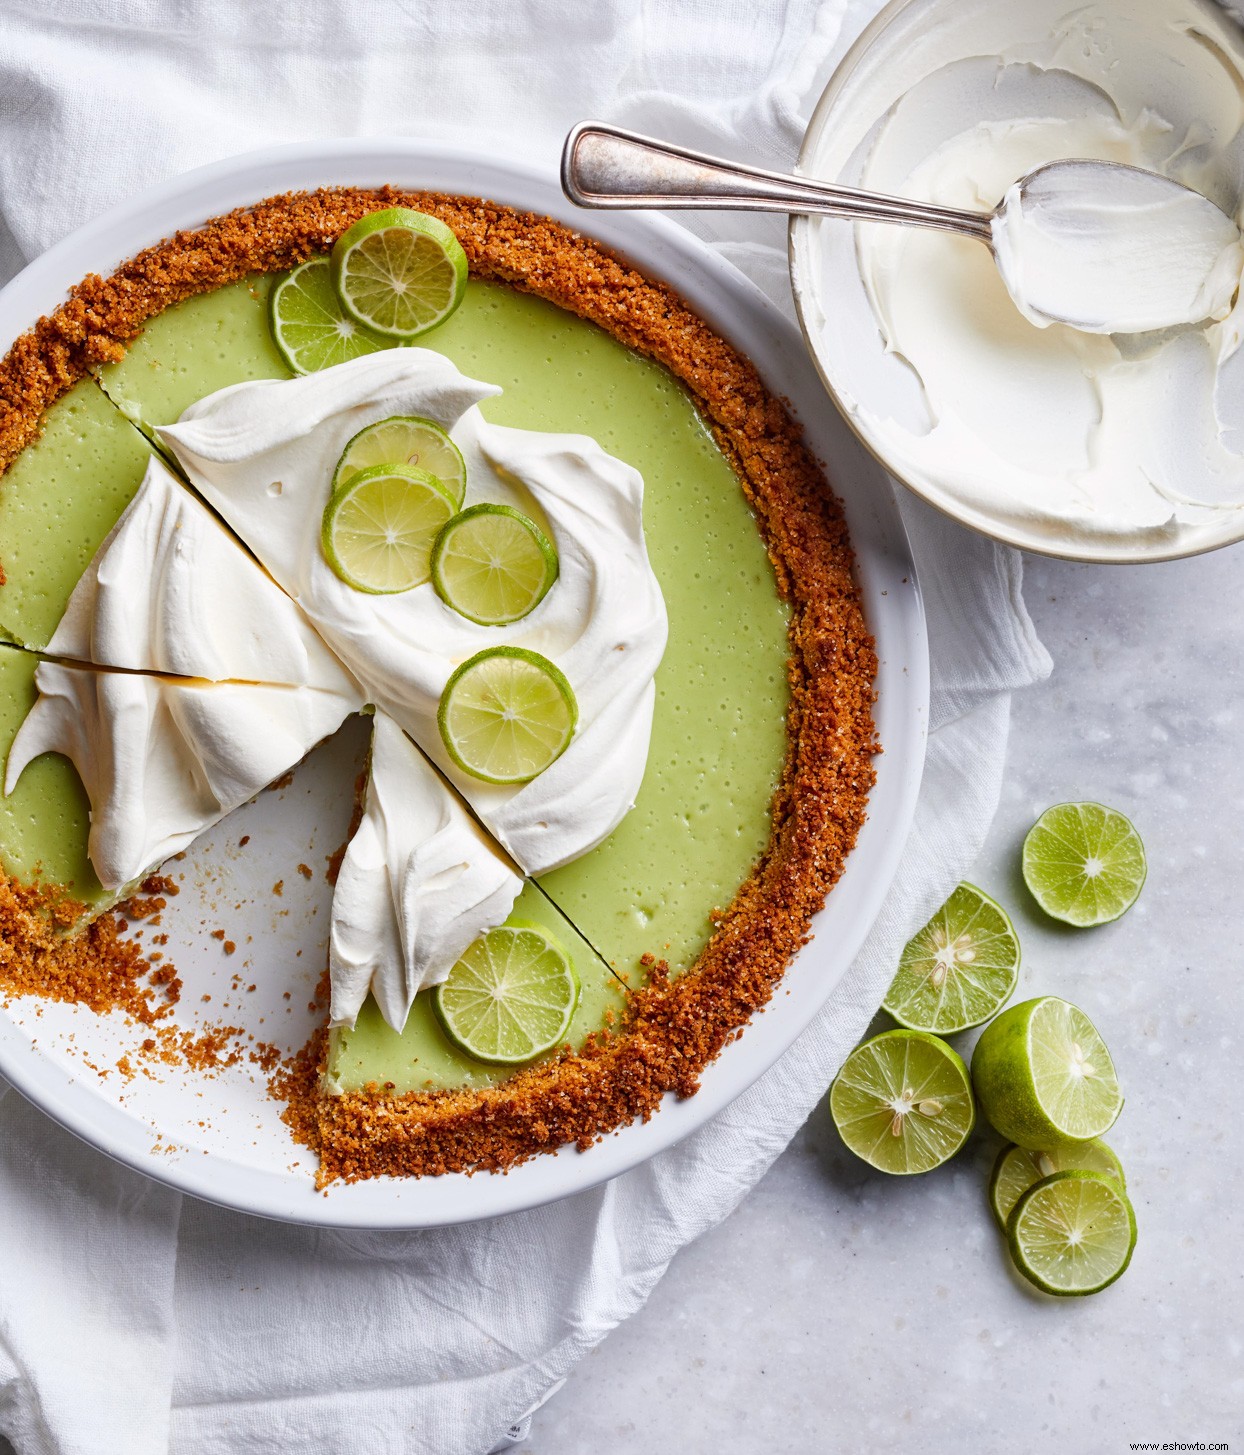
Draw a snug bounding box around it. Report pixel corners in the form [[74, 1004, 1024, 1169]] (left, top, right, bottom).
[[269, 257, 389, 375], [332, 208, 468, 339], [434, 923, 580, 1065], [431, 504, 559, 626], [971, 996, 1122, 1150], [321, 464, 455, 594], [1022, 802, 1146, 926], [438, 647, 577, 784], [333, 415, 467, 504], [989, 1139, 1125, 1228], [829, 1029, 975, 1175], [883, 882, 1020, 1034], [1007, 1171, 1136, 1296]]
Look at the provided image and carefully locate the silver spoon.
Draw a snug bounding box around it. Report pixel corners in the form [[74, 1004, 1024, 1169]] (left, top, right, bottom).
[[561, 121, 1243, 335]]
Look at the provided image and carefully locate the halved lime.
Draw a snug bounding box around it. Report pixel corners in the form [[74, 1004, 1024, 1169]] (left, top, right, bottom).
[[431, 505, 559, 626], [989, 1139, 1125, 1228], [1022, 802, 1146, 927], [332, 415, 467, 504], [971, 996, 1122, 1150], [321, 463, 455, 593], [438, 647, 577, 784], [1007, 1170, 1136, 1296], [331, 208, 468, 339], [829, 1029, 975, 1175], [433, 923, 580, 1065], [883, 882, 1020, 1034], [269, 257, 389, 375]]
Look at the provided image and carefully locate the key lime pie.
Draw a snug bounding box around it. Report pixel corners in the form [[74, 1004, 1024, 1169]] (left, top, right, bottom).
[[0, 191, 876, 1184]]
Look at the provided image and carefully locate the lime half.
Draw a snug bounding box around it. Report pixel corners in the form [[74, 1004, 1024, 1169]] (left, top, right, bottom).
[[883, 882, 1020, 1034], [332, 415, 467, 504], [1022, 802, 1146, 927], [971, 996, 1122, 1150], [830, 1029, 975, 1175], [989, 1139, 1125, 1228], [269, 257, 388, 375], [432, 504, 559, 626], [321, 464, 455, 593], [438, 647, 577, 784], [332, 208, 468, 339], [1007, 1171, 1136, 1296], [434, 924, 580, 1065]]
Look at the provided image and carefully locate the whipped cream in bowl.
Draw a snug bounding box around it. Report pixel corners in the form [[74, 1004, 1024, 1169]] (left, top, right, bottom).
[[790, 0, 1244, 561]]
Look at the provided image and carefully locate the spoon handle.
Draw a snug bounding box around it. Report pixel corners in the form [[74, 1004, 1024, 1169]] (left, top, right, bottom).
[[561, 122, 992, 241]]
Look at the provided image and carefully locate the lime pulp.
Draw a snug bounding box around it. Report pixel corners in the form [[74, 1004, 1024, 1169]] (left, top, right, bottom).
[[438, 647, 577, 784], [1007, 1170, 1137, 1295], [971, 996, 1123, 1150], [433, 923, 580, 1064], [269, 257, 388, 375], [883, 882, 1020, 1034], [321, 463, 455, 593], [1022, 802, 1146, 927], [989, 1139, 1125, 1227], [431, 504, 559, 625], [332, 208, 468, 339], [830, 1029, 975, 1175], [332, 415, 467, 505]]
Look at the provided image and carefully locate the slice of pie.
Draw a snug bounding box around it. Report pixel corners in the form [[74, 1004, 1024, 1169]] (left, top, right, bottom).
[[0, 189, 877, 1185]]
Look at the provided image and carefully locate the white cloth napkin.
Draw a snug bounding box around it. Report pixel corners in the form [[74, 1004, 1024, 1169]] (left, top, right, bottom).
[[0, 3, 1052, 1452]]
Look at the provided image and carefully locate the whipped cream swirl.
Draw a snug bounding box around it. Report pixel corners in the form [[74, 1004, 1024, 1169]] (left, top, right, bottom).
[[160, 349, 668, 878], [5, 663, 359, 891]]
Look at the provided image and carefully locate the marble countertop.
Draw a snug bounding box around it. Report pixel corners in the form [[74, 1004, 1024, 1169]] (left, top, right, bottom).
[[521, 543, 1244, 1452]]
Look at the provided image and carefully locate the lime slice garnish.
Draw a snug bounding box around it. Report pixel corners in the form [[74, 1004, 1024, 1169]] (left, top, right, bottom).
[[438, 646, 577, 784], [332, 415, 467, 505], [269, 257, 389, 375], [883, 882, 1020, 1034], [433, 923, 581, 1065], [971, 996, 1123, 1149], [431, 504, 559, 626], [321, 463, 455, 594], [989, 1139, 1125, 1228], [1022, 802, 1146, 927], [1007, 1170, 1136, 1296], [829, 1029, 975, 1175], [331, 208, 468, 339]]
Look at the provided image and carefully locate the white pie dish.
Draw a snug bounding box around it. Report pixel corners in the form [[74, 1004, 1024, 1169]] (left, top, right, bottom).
[[0, 138, 928, 1228]]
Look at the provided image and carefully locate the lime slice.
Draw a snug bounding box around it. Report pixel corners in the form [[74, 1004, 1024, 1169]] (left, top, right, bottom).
[[331, 208, 468, 339], [1022, 802, 1146, 927], [989, 1139, 1125, 1228], [1007, 1171, 1136, 1296], [883, 882, 1020, 1034], [431, 505, 559, 626], [332, 415, 467, 505], [438, 647, 577, 784], [321, 463, 455, 594], [829, 1029, 975, 1175], [269, 257, 389, 375], [433, 923, 580, 1065], [971, 996, 1123, 1150]]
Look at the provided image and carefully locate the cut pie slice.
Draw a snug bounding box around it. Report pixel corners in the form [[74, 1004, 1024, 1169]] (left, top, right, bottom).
[[4, 653, 360, 894]]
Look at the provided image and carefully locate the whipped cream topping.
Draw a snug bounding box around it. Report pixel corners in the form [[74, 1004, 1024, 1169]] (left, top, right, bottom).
[[991, 163, 1244, 335], [329, 712, 522, 1028], [5, 662, 360, 891], [49, 455, 359, 693], [799, 0, 1244, 547], [160, 349, 668, 878]]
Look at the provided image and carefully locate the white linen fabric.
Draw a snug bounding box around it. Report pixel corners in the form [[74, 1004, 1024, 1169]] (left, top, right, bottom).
[[0, 2, 1052, 1452]]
